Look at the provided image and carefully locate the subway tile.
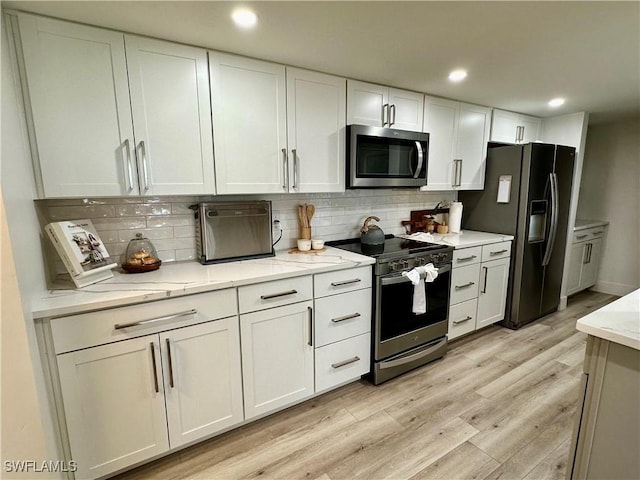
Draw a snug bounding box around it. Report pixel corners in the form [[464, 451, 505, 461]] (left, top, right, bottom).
[[156, 249, 176, 262], [152, 237, 196, 251], [117, 204, 172, 217], [92, 217, 147, 231], [175, 248, 197, 262], [47, 205, 116, 220], [117, 227, 174, 243], [146, 215, 194, 228], [174, 226, 196, 238]]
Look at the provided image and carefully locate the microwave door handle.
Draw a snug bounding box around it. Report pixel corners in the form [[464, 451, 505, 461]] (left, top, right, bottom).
[[413, 141, 424, 178]]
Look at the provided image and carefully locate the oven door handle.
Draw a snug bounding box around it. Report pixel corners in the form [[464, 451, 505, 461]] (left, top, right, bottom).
[[379, 337, 447, 370], [379, 264, 451, 286]]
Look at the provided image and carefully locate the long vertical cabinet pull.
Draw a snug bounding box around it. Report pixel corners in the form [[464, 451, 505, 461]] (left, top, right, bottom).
[[389, 104, 396, 127], [307, 306, 313, 347], [139, 140, 150, 192], [382, 104, 389, 126], [281, 148, 289, 190], [481, 267, 489, 294], [165, 338, 175, 388], [292, 149, 298, 190], [150, 342, 159, 393], [124, 139, 135, 191]]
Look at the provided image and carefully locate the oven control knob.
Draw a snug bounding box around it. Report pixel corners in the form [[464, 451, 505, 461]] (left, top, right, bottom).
[[388, 261, 398, 271], [400, 259, 409, 269], [416, 257, 425, 266]]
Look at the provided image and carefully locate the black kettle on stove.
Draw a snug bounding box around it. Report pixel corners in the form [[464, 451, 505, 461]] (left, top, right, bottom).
[[360, 216, 385, 254]]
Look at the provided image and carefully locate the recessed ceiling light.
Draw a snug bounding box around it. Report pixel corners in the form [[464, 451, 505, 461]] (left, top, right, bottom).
[[232, 8, 258, 29], [548, 98, 565, 107], [448, 69, 468, 82]]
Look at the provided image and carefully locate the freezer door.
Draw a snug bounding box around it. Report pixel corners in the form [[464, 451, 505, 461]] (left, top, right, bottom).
[[540, 145, 575, 316]]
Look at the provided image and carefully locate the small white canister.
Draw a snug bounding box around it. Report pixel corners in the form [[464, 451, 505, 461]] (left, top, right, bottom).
[[448, 202, 463, 233]]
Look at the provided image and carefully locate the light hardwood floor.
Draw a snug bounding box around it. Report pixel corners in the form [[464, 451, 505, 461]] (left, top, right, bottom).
[[115, 291, 616, 480]]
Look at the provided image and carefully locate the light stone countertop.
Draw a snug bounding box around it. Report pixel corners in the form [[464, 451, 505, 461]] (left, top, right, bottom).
[[31, 246, 375, 319], [573, 219, 609, 231], [576, 289, 640, 350], [401, 230, 514, 249]]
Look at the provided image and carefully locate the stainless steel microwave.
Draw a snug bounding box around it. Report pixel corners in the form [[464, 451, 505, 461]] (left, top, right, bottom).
[[347, 125, 429, 188]]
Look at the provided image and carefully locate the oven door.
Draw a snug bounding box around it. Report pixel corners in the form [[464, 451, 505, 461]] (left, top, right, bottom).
[[374, 264, 451, 361]]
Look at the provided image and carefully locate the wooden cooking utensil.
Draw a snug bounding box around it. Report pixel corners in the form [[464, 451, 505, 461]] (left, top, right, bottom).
[[306, 204, 315, 224]]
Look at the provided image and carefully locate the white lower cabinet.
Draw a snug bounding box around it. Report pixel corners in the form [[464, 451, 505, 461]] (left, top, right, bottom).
[[240, 301, 315, 419], [56, 315, 242, 480], [567, 226, 607, 296], [448, 241, 511, 340]]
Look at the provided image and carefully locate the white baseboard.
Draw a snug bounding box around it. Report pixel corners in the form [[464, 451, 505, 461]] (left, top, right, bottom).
[[559, 296, 568, 310], [591, 280, 638, 297]]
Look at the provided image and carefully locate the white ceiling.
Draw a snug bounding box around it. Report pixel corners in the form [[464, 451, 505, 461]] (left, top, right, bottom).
[[4, 1, 639, 125]]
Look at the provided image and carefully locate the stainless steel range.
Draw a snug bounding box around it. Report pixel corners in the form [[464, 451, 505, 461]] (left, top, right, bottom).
[[329, 236, 453, 384]]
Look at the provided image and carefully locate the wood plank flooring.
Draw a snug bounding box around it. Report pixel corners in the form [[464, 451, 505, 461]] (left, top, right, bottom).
[[115, 291, 615, 480]]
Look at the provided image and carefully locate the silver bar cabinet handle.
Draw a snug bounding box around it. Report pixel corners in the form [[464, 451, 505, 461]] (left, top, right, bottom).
[[330, 278, 362, 287], [520, 125, 526, 142], [490, 249, 509, 256], [453, 316, 473, 325], [114, 309, 197, 330], [587, 243, 593, 263], [331, 356, 360, 369], [292, 148, 298, 189], [457, 255, 477, 262], [576, 234, 588, 240], [307, 306, 313, 347], [150, 342, 159, 393], [592, 230, 604, 235], [124, 139, 134, 191], [166, 338, 174, 389], [282, 148, 288, 190], [260, 289, 297, 300], [382, 103, 389, 126], [457, 159, 463, 186], [454, 282, 475, 290], [390, 104, 396, 126], [139, 140, 150, 191], [481, 267, 489, 294], [331, 313, 361, 323]]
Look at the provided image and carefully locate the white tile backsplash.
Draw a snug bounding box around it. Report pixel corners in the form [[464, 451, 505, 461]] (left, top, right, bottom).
[[36, 189, 455, 270]]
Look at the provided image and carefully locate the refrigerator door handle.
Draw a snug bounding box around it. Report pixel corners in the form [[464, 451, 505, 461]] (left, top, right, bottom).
[[542, 172, 559, 267]]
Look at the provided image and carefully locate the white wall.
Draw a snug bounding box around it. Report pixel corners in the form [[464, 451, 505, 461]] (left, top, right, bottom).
[[541, 112, 590, 308], [576, 117, 640, 295], [1, 13, 61, 475]]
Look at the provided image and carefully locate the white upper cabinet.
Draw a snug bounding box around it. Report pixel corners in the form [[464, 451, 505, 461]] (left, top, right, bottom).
[[210, 53, 288, 194], [18, 14, 135, 197], [16, 13, 215, 197], [490, 109, 542, 144], [125, 35, 215, 195], [210, 53, 346, 194], [422, 96, 491, 190], [286, 68, 346, 193], [347, 80, 424, 131]]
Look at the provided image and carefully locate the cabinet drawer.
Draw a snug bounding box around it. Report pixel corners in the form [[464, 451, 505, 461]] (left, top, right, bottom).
[[315, 333, 370, 392], [238, 276, 313, 314], [314, 289, 371, 347], [573, 227, 606, 243], [448, 298, 478, 340], [453, 246, 482, 268], [450, 263, 481, 305], [481, 241, 511, 262], [51, 289, 237, 354], [314, 266, 372, 298]]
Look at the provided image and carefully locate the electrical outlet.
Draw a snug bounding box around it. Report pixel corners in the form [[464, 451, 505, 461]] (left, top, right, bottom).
[[272, 219, 283, 238]]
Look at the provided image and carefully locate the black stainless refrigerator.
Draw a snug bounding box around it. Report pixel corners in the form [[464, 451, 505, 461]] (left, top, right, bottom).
[[459, 143, 575, 329]]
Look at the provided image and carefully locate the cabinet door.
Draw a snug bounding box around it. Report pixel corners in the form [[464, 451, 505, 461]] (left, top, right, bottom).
[[423, 96, 457, 190], [388, 88, 424, 131], [566, 242, 586, 296], [286, 68, 346, 193], [241, 301, 314, 419], [520, 115, 542, 143], [17, 13, 136, 197], [210, 53, 287, 194], [476, 257, 510, 328], [126, 36, 215, 195], [347, 80, 387, 127], [161, 318, 243, 448], [580, 239, 602, 290], [57, 336, 169, 480], [456, 103, 491, 190], [490, 109, 520, 143]]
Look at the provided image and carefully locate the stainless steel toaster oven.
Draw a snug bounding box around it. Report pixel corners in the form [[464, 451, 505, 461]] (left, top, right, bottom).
[[192, 201, 274, 264]]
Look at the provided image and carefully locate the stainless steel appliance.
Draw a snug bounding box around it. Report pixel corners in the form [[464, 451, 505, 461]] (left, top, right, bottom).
[[347, 125, 429, 188], [329, 236, 453, 384], [192, 201, 274, 264], [459, 143, 575, 329]]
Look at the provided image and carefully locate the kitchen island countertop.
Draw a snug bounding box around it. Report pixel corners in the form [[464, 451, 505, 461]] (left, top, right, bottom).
[[31, 246, 375, 319], [576, 289, 640, 350], [401, 230, 514, 249]]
